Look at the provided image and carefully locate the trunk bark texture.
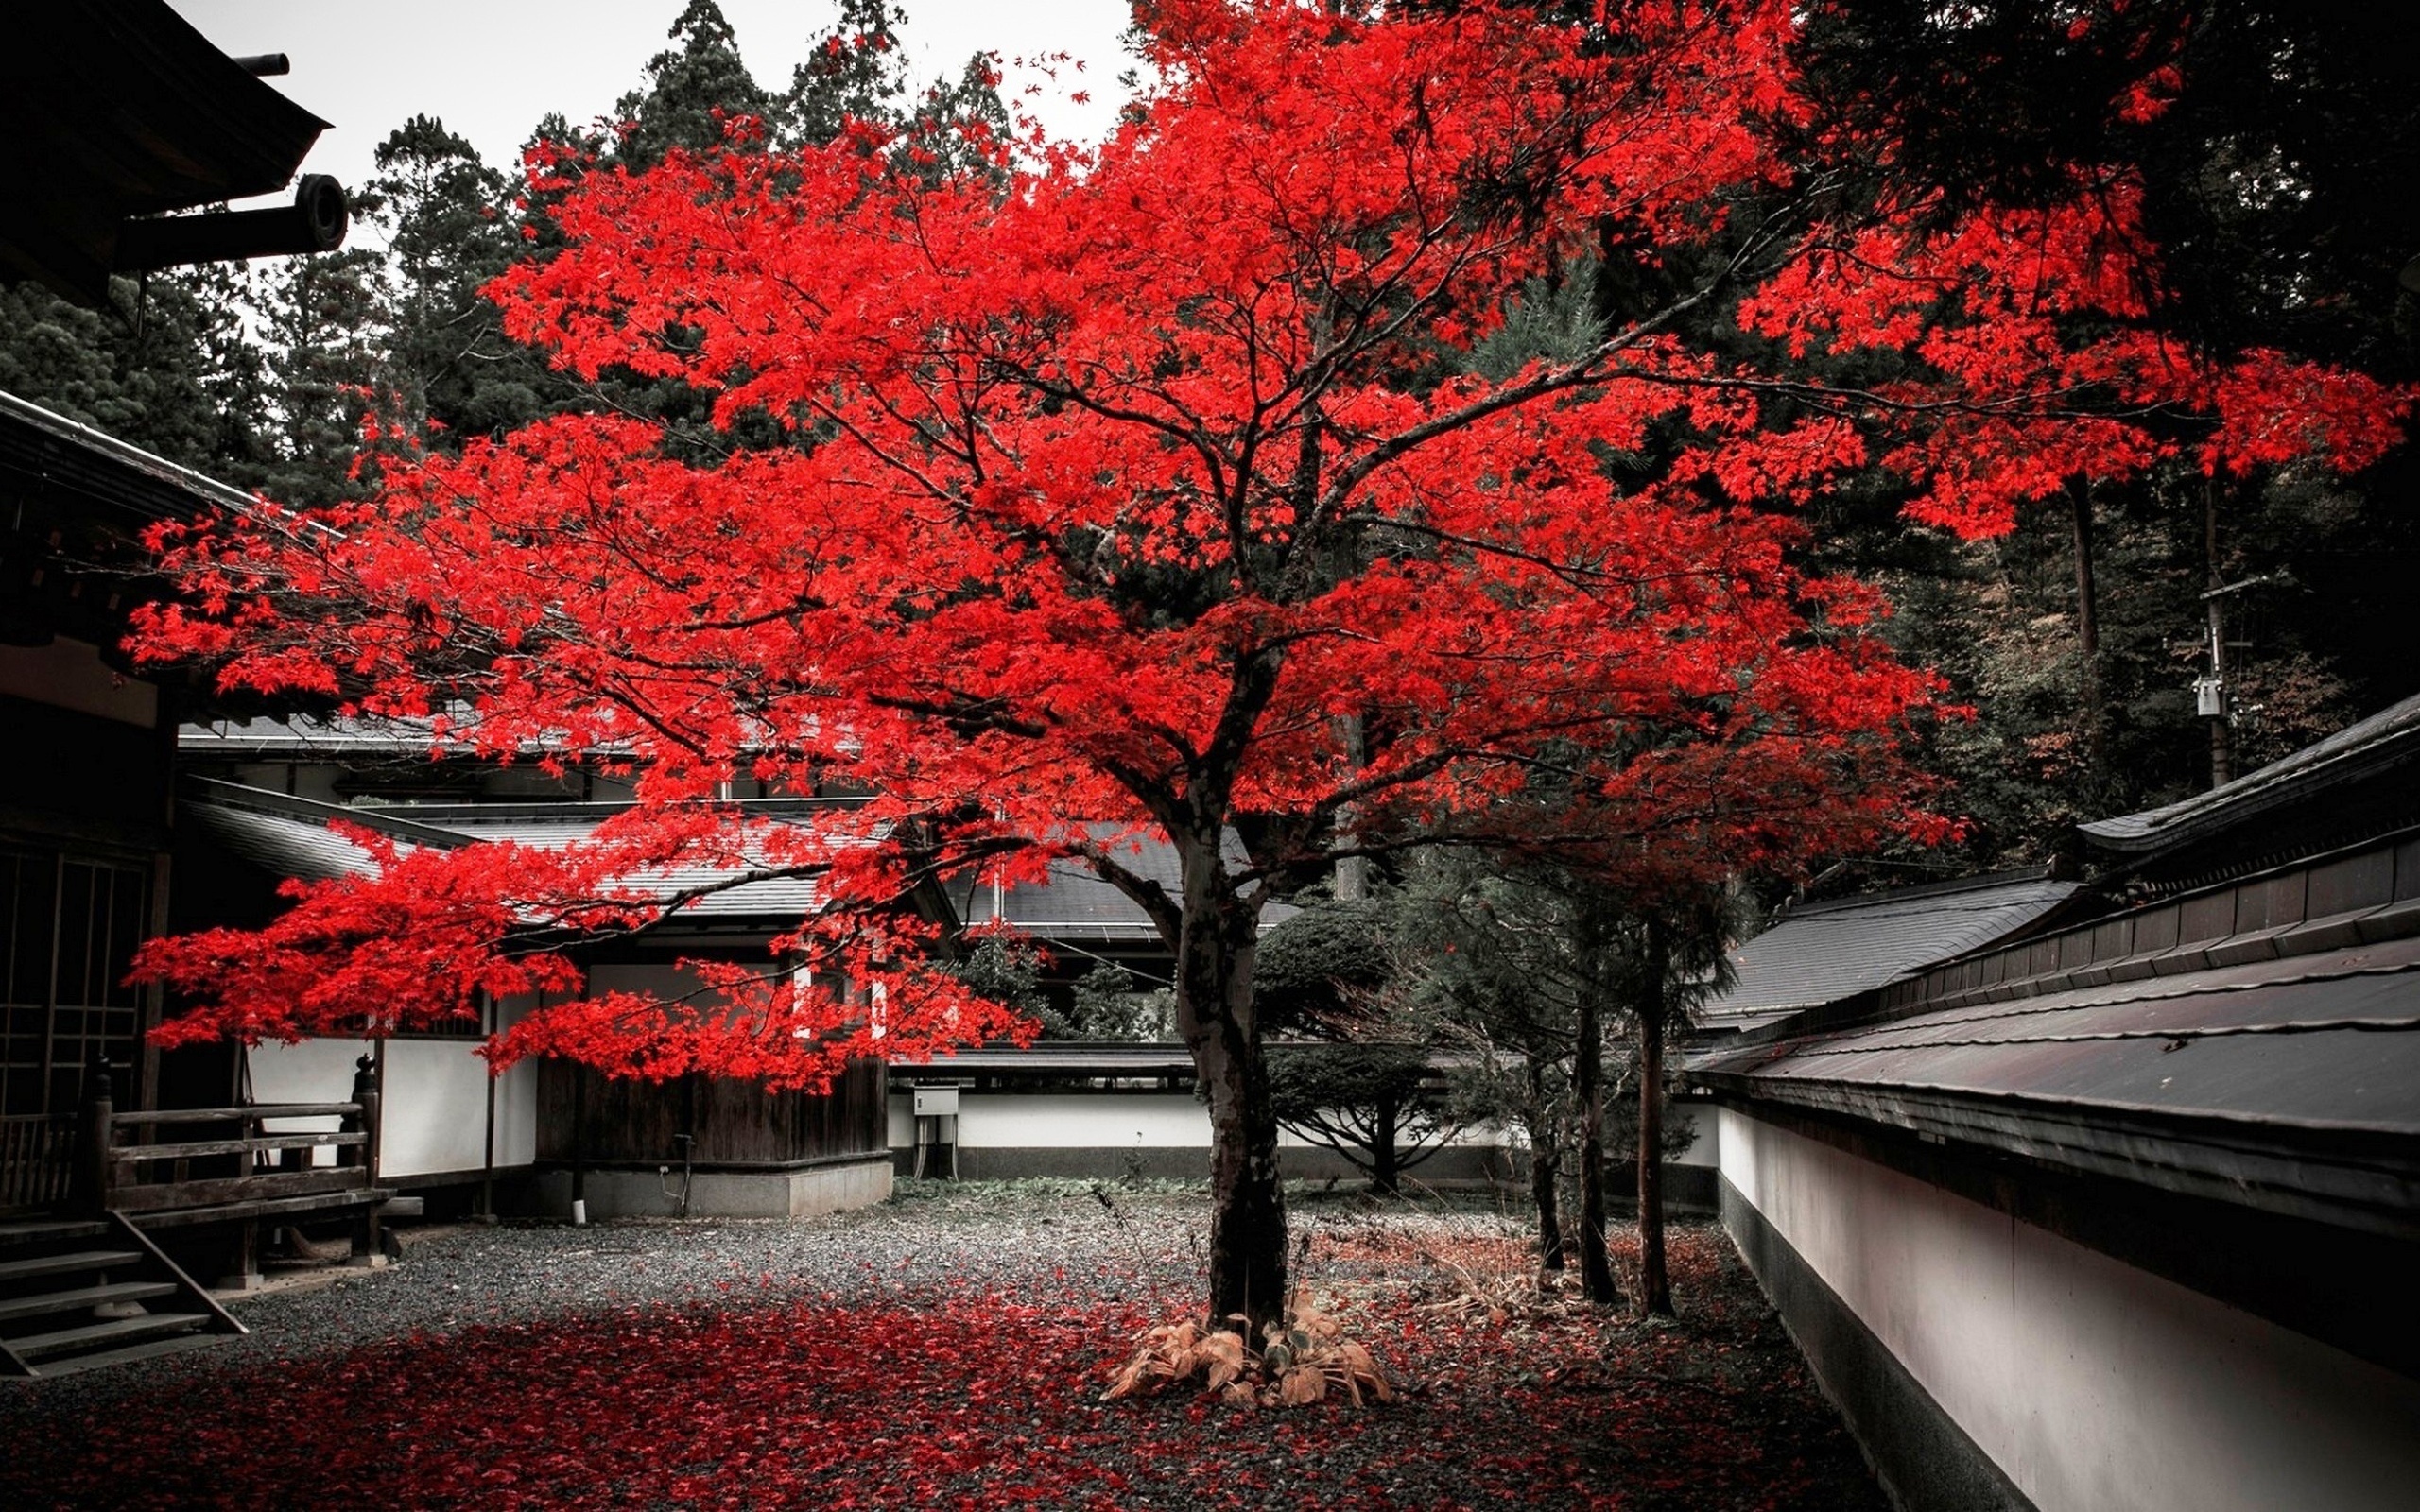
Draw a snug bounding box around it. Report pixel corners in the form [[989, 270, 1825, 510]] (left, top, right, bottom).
[[1334, 716, 1370, 902], [2069, 482, 2104, 767], [1573, 983, 1620, 1306], [1173, 833, 1288, 1336], [1634, 919, 1673, 1317], [1372, 1089, 1400, 1195], [1528, 1104, 1566, 1276]]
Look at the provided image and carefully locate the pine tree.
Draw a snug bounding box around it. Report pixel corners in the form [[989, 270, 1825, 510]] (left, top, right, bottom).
[[613, 0, 777, 168], [0, 267, 268, 479], [786, 0, 909, 148], [249, 247, 391, 507], [369, 116, 551, 446]]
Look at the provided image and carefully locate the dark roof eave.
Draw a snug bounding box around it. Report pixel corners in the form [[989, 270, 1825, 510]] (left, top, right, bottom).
[[1693, 1070, 2420, 1241], [0, 388, 259, 519], [2081, 696, 2420, 856], [889, 1044, 1197, 1077], [1, 0, 331, 301], [185, 775, 468, 848]]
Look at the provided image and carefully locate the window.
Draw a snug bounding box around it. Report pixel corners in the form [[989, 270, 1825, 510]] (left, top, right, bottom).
[[0, 846, 149, 1117]]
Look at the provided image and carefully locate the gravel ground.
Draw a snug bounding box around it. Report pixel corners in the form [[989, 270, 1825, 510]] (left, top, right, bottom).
[[2, 1182, 1886, 1510], [3, 1181, 1196, 1413]]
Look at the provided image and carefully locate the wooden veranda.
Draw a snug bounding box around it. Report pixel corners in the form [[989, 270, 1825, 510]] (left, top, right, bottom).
[[0, 1052, 402, 1375]]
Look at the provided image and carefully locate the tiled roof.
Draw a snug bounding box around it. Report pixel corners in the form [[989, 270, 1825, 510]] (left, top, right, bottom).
[[178, 712, 604, 758], [181, 714, 438, 753], [1, 388, 255, 517], [956, 824, 1298, 938], [1695, 871, 2083, 1033], [187, 799, 387, 882], [1692, 885, 2420, 1238], [1699, 934, 2420, 1137], [183, 782, 843, 921]]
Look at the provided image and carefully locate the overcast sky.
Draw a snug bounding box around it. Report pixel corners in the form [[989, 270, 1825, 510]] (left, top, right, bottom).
[[168, 1, 1137, 237]]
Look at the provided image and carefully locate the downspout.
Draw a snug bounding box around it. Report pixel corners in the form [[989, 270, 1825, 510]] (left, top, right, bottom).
[[479, 993, 496, 1222]]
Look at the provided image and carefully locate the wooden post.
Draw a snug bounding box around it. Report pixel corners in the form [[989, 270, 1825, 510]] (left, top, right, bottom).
[[479, 992, 497, 1222], [348, 1053, 384, 1265], [218, 1216, 263, 1294], [1634, 918, 1673, 1318], [72, 1051, 115, 1218], [337, 1080, 360, 1169], [571, 1065, 588, 1220]]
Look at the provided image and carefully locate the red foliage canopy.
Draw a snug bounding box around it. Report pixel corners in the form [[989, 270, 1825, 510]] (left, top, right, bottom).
[[130, 1, 2402, 1093]]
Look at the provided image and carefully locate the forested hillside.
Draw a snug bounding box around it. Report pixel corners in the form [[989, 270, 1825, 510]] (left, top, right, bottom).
[[9, 0, 2413, 884]]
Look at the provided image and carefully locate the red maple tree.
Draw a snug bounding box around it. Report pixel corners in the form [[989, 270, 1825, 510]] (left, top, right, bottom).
[[131, 0, 2401, 1332]]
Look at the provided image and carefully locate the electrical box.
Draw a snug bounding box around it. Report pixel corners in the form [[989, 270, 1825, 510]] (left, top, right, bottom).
[[2195, 676, 2225, 718], [913, 1087, 959, 1117]]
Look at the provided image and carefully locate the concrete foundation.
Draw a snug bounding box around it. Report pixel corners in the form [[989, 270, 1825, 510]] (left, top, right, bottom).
[[528, 1156, 893, 1220], [890, 1143, 1516, 1186]]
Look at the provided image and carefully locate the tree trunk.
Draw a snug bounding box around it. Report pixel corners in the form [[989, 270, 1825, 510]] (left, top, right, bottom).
[[1333, 714, 1371, 902], [1573, 984, 1620, 1306], [2069, 481, 2104, 768], [1527, 1100, 1565, 1277], [1372, 1088, 1400, 1195], [1634, 919, 1673, 1317], [1173, 836, 1288, 1336]]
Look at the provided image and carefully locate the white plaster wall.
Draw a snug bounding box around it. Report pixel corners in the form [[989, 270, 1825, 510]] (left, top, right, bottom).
[[887, 1091, 1504, 1153], [379, 1041, 534, 1178], [1720, 1108, 2420, 1512], [490, 999, 539, 1170], [245, 1035, 536, 1179], [1670, 1103, 1719, 1166], [244, 1038, 359, 1165], [890, 1091, 1210, 1150]]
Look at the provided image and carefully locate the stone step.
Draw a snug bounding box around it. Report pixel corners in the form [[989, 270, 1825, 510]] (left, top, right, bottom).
[[0, 1249, 144, 1285], [7, 1312, 211, 1363], [24, 1329, 227, 1379], [0, 1280, 180, 1324]]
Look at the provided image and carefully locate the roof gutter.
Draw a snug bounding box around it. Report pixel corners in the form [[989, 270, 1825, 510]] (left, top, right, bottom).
[[114, 173, 349, 273]]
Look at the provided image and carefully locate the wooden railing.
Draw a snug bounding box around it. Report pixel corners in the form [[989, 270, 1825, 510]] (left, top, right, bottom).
[[74, 1055, 384, 1221], [0, 1114, 76, 1211], [104, 1103, 372, 1213]]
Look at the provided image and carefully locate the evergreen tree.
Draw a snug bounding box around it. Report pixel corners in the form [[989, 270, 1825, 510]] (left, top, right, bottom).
[[898, 52, 1013, 187], [1790, 0, 2420, 817], [368, 116, 550, 446], [613, 0, 777, 168], [0, 267, 268, 479], [1065, 962, 1171, 1041], [249, 248, 391, 507], [786, 0, 910, 148]]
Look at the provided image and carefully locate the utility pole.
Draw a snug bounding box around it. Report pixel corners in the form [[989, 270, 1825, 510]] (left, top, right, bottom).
[[2198, 602, 2232, 788], [2198, 486, 2285, 791]]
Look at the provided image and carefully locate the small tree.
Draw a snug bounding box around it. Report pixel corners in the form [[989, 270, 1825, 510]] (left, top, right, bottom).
[[1398, 854, 1704, 1301], [1436, 1022, 1574, 1278], [1397, 857, 1623, 1299], [1253, 899, 1394, 1037], [1066, 962, 1173, 1041], [1267, 1041, 1461, 1195], [942, 933, 1054, 1028]]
